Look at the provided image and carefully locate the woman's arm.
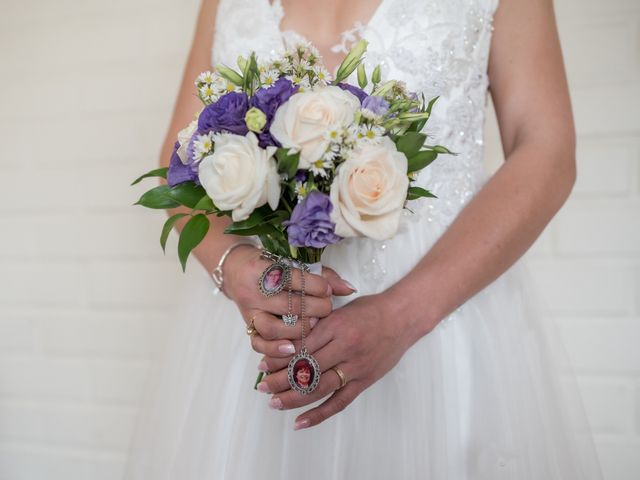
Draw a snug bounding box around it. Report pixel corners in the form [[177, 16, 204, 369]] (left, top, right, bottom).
[[388, 0, 575, 341], [259, 0, 575, 428]]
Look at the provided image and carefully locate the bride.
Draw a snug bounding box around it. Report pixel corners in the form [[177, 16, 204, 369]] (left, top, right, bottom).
[[126, 0, 604, 478]]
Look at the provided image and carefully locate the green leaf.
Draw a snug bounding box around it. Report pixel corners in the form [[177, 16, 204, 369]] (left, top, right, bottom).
[[425, 96, 439, 116], [407, 186, 437, 201], [160, 213, 188, 252], [216, 64, 243, 86], [357, 63, 368, 89], [130, 167, 168, 186], [334, 39, 368, 83], [276, 148, 300, 179], [166, 183, 207, 209], [407, 150, 438, 173], [192, 195, 217, 212], [178, 214, 210, 272], [396, 132, 427, 159], [134, 185, 180, 209], [371, 65, 381, 84], [426, 145, 455, 155]]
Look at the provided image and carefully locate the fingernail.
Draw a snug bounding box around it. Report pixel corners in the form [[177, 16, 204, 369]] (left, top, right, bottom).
[[326, 284, 333, 296], [309, 317, 319, 328], [257, 382, 271, 394], [258, 360, 269, 372], [294, 418, 310, 430], [269, 397, 283, 410], [343, 279, 358, 292], [278, 343, 295, 354]]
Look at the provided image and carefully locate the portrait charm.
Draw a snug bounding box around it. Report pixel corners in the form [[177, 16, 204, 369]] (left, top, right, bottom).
[[258, 261, 290, 297], [288, 348, 321, 394]]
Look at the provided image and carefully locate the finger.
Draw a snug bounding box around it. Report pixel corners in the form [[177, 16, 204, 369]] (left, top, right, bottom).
[[288, 268, 331, 297], [322, 267, 357, 297], [293, 382, 363, 430], [250, 334, 296, 357], [260, 322, 334, 373], [261, 292, 332, 319], [259, 338, 345, 394], [269, 363, 353, 411], [252, 310, 319, 341]]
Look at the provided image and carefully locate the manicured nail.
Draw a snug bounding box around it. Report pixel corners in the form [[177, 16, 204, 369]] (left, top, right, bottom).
[[258, 360, 269, 372], [278, 343, 295, 354], [294, 418, 310, 430], [309, 317, 319, 328], [257, 382, 271, 394], [326, 284, 333, 296], [269, 397, 283, 410], [343, 279, 358, 292]]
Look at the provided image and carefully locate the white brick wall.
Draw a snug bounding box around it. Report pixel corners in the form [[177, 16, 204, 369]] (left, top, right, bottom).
[[0, 0, 638, 479]]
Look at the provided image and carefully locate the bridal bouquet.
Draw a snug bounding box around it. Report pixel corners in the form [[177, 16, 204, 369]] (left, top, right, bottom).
[[132, 40, 451, 269]]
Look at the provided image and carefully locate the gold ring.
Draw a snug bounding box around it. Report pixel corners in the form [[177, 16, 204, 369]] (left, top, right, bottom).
[[246, 314, 258, 337], [331, 366, 347, 389]]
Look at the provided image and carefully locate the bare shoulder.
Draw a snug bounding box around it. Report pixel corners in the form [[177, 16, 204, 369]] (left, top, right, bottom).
[[488, 0, 574, 155], [159, 0, 220, 168]]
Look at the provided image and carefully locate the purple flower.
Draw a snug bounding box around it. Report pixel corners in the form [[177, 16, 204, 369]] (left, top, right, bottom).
[[337, 83, 367, 103], [167, 142, 200, 187], [251, 78, 299, 147], [198, 91, 249, 135], [284, 191, 342, 248], [362, 95, 389, 116]]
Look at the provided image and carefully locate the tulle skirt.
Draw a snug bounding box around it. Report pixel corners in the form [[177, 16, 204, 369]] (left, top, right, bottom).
[[125, 211, 603, 479]]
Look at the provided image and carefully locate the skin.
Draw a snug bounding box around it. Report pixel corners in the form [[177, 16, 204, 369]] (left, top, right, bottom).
[[161, 0, 575, 431]]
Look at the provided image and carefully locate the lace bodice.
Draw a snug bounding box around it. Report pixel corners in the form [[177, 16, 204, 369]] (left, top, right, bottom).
[[212, 0, 499, 285]]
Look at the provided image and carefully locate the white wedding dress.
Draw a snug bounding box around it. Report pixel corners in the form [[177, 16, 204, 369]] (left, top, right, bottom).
[[125, 0, 603, 478]]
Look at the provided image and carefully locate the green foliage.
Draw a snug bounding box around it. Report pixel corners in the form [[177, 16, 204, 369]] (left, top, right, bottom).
[[276, 148, 300, 179], [130, 167, 167, 186], [134, 185, 180, 209], [407, 186, 437, 201], [192, 195, 217, 212], [216, 64, 243, 86], [334, 39, 368, 84], [178, 214, 210, 272], [395, 132, 427, 159], [407, 150, 438, 173], [166, 183, 207, 209], [357, 63, 368, 88], [160, 213, 188, 252]]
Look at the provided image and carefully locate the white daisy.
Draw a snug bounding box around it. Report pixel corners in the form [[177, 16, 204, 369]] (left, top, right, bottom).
[[309, 157, 334, 178], [192, 132, 214, 162], [260, 69, 280, 87], [196, 71, 215, 85]]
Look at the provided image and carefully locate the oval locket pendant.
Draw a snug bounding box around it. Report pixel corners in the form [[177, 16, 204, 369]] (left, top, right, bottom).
[[288, 348, 321, 394]]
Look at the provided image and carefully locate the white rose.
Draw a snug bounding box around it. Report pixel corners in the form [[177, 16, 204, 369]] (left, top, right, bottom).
[[330, 136, 409, 240], [198, 132, 280, 222], [176, 120, 198, 164], [270, 86, 360, 168]]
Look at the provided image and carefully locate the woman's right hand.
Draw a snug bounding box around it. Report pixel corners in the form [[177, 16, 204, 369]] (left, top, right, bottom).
[[221, 245, 356, 362]]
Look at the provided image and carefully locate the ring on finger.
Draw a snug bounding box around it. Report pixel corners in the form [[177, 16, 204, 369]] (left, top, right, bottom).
[[246, 314, 258, 337], [331, 366, 347, 390]]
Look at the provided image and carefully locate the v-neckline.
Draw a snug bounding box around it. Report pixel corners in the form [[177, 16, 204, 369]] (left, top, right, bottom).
[[267, 0, 386, 74]]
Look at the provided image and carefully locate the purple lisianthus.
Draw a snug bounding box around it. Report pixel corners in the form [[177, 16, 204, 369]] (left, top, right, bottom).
[[251, 78, 298, 147], [337, 82, 367, 103], [198, 91, 249, 135], [167, 142, 200, 187], [362, 95, 389, 116], [284, 191, 342, 248]]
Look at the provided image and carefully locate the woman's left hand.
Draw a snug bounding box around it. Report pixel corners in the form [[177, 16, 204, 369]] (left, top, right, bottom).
[[256, 292, 436, 430]]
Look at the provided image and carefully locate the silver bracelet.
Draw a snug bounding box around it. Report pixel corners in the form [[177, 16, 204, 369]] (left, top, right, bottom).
[[211, 239, 260, 296]]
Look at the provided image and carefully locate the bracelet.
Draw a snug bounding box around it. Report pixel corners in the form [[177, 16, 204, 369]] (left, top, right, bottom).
[[211, 239, 260, 297]]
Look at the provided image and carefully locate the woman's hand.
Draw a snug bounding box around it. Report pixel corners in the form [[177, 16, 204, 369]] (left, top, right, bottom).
[[255, 292, 438, 430], [223, 245, 356, 358]]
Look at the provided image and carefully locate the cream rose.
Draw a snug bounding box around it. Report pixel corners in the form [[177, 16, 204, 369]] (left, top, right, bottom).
[[330, 136, 409, 240], [198, 132, 280, 222], [270, 86, 360, 168]]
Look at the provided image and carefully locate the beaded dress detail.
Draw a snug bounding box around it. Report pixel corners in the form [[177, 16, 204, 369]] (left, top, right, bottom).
[[125, 1, 603, 478]]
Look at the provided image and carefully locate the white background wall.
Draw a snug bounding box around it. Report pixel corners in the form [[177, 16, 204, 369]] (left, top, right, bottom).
[[0, 0, 638, 479]]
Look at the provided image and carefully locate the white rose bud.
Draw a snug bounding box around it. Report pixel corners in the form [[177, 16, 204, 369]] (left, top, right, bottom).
[[330, 136, 409, 240], [270, 86, 360, 169], [176, 120, 198, 164], [198, 132, 280, 222]]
